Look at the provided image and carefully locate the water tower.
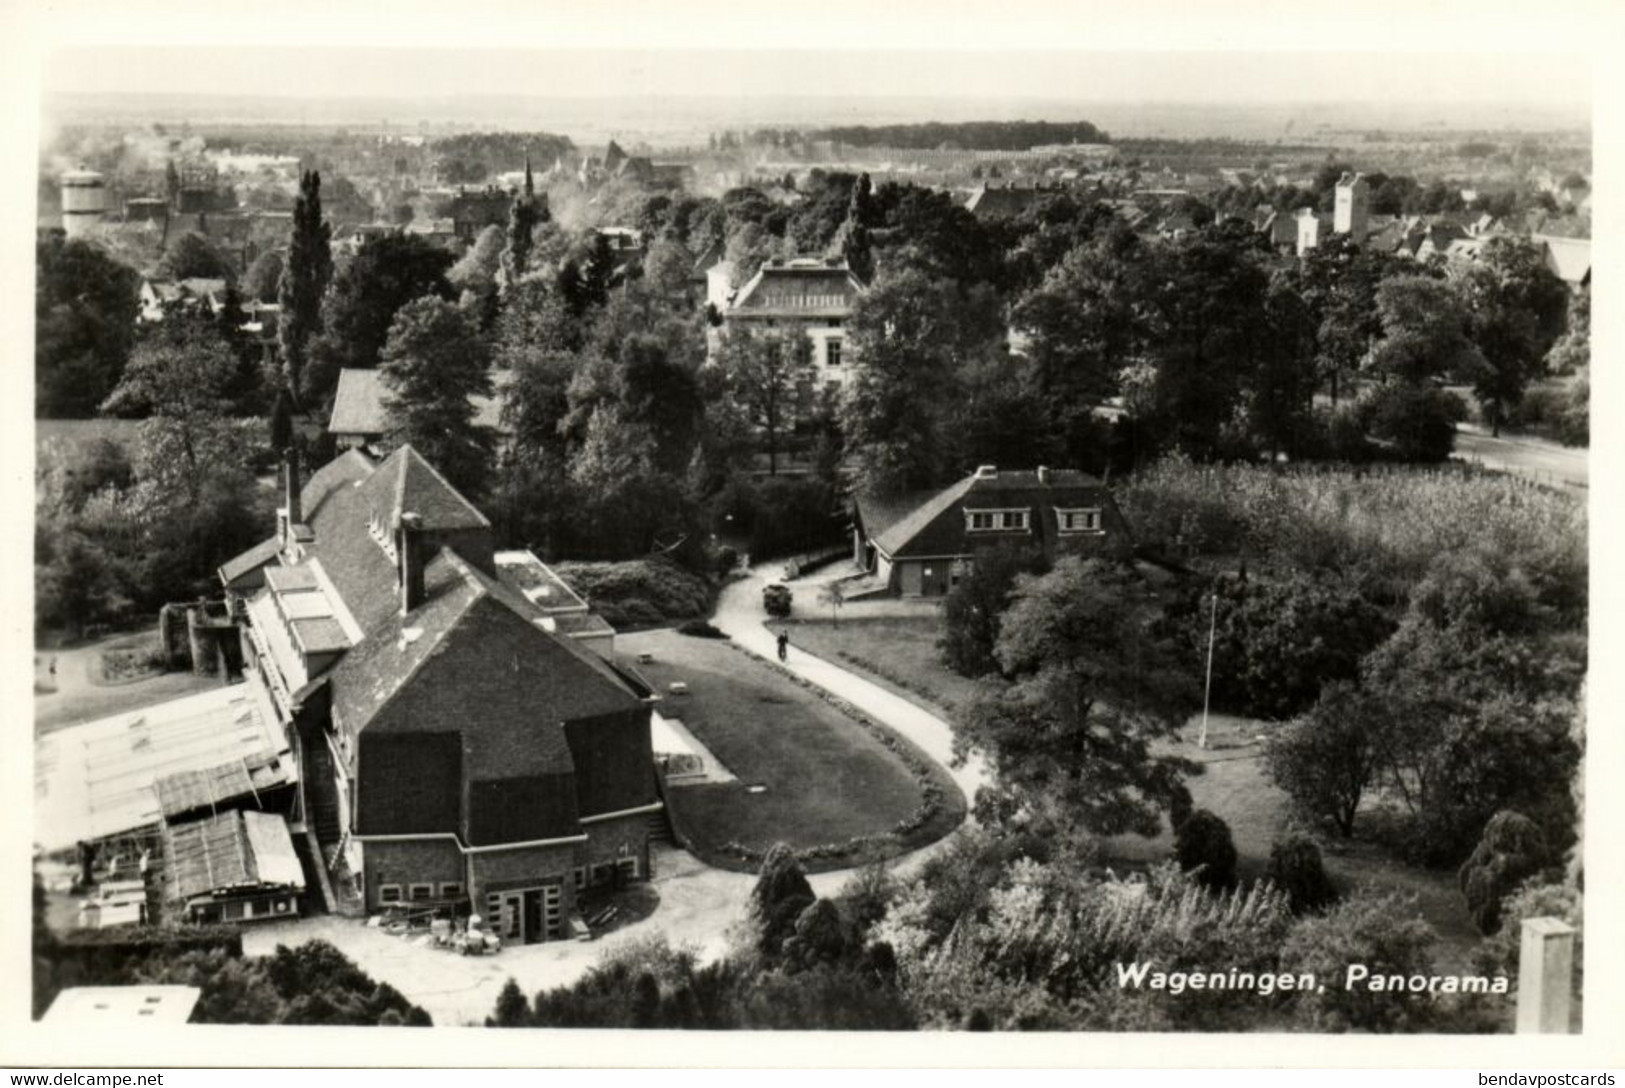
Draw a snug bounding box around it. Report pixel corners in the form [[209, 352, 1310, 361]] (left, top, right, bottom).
[[60, 167, 109, 239]]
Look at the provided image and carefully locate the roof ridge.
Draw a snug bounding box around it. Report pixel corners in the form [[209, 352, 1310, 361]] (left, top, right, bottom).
[[394, 445, 493, 529]]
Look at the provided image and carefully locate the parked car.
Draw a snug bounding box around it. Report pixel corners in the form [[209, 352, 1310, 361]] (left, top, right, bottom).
[[762, 583, 793, 618]]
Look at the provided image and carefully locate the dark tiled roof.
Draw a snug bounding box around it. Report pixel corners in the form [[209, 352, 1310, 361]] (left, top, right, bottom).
[[218, 536, 280, 586], [729, 260, 863, 318], [864, 469, 1125, 559], [336, 549, 647, 845], [328, 368, 509, 439]]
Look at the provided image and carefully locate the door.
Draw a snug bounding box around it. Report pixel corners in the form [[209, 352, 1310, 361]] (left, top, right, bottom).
[[900, 562, 922, 597], [522, 890, 543, 943]]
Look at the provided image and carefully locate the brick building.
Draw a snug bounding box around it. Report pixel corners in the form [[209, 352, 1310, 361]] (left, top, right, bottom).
[[218, 445, 660, 943]]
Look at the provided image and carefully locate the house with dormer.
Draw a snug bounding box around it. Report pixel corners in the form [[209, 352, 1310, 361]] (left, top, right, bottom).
[[708, 257, 866, 389], [852, 465, 1132, 597], [217, 445, 658, 943]]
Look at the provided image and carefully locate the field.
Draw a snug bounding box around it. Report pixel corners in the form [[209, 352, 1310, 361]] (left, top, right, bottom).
[[619, 628, 965, 873]]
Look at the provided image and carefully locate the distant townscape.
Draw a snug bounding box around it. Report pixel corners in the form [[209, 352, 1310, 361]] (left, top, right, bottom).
[[34, 102, 1586, 1033]]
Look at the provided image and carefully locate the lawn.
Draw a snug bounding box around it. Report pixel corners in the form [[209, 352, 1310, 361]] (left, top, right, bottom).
[[792, 618, 1482, 970], [618, 628, 965, 874], [1103, 715, 1483, 972], [785, 617, 984, 714]]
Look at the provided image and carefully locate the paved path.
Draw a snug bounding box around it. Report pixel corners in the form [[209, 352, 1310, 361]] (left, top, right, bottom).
[[1453, 424, 1588, 490], [34, 635, 216, 735], [713, 565, 988, 803]]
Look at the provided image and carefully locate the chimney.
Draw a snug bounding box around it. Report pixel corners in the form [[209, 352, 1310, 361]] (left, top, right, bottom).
[[284, 446, 303, 523], [1036, 466, 1050, 485], [398, 512, 425, 614]]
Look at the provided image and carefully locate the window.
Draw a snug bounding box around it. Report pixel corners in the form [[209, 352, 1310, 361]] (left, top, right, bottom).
[[617, 857, 640, 881], [967, 509, 1030, 533], [440, 882, 464, 899], [574, 867, 587, 890], [591, 863, 613, 887], [825, 338, 843, 368], [1057, 507, 1104, 534], [408, 883, 435, 902], [378, 884, 402, 904]]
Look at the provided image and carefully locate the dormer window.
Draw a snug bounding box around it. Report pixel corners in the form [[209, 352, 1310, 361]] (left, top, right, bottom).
[[1057, 507, 1104, 534], [966, 508, 1030, 532]]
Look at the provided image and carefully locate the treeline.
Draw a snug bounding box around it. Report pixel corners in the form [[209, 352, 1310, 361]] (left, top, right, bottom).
[[810, 120, 1110, 151], [429, 131, 575, 185]]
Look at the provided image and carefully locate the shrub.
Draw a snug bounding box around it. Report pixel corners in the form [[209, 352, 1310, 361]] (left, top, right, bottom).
[[553, 557, 715, 628], [1367, 383, 1467, 463], [1278, 890, 1439, 1033], [1267, 832, 1338, 914], [676, 619, 727, 639], [710, 475, 842, 560], [1263, 682, 1385, 839], [751, 844, 816, 960], [1172, 809, 1238, 890], [1459, 811, 1552, 935], [1471, 879, 1582, 987]]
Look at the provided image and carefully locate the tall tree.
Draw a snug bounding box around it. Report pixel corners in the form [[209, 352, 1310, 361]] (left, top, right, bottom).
[[840, 172, 876, 283], [954, 558, 1200, 838], [841, 268, 1000, 497], [1131, 222, 1271, 459], [276, 169, 334, 404], [35, 235, 141, 417], [305, 232, 455, 404], [1451, 237, 1570, 435], [715, 326, 815, 476], [501, 159, 547, 288], [378, 296, 493, 497]]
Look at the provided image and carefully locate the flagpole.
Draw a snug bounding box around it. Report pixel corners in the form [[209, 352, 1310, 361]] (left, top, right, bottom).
[[1199, 588, 1217, 750]]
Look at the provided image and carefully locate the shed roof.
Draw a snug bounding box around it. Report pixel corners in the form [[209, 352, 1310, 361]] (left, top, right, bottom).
[[162, 809, 304, 904], [34, 675, 290, 852]]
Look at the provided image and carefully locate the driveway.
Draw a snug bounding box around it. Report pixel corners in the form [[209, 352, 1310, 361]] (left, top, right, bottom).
[[1453, 424, 1588, 490], [34, 634, 217, 735], [712, 565, 988, 802]]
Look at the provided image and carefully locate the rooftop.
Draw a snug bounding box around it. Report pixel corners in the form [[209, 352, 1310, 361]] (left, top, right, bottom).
[[162, 809, 305, 905], [43, 987, 202, 1025], [34, 675, 290, 852], [329, 367, 510, 440]]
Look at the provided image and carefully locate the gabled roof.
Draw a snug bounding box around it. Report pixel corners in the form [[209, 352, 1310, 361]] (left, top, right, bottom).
[[1535, 234, 1591, 285], [328, 368, 509, 439], [862, 468, 1115, 560], [333, 549, 645, 845], [218, 535, 280, 586], [359, 444, 491, 534]]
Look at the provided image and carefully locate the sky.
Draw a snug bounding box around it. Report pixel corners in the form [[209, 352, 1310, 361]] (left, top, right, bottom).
[[42, 47, 1591, 111]]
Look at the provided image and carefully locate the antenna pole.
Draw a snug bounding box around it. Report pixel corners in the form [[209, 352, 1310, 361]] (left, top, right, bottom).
[[1199, 588, 1217, 750]]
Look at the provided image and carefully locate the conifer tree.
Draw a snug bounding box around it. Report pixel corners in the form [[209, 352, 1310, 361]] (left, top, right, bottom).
[[501, 158, 541, 287], [276, 170, 333, 405], [841, 172, 876, 283]]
